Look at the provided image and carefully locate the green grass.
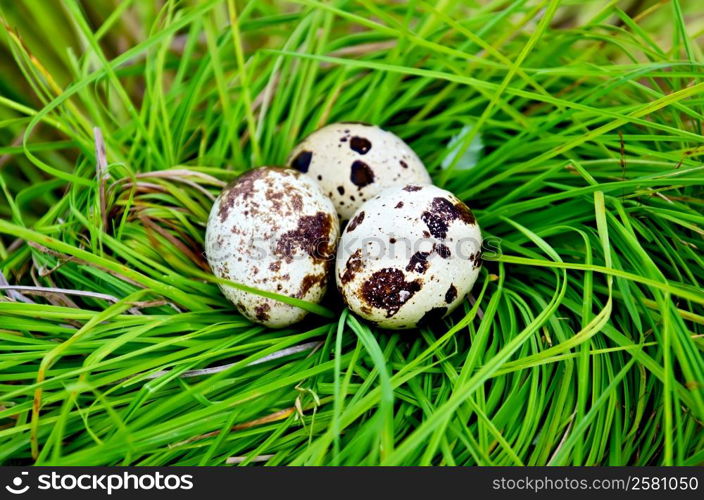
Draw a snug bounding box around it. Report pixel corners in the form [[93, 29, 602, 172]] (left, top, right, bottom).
[[0, 0, 703, 466]]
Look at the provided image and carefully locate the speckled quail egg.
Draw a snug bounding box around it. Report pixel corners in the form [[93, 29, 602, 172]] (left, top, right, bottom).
[[287, 122, 432, 219], [205, 167, 339, 328], [336, 183, 482, 329]]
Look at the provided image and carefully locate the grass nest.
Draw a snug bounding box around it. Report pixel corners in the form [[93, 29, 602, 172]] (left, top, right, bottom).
[[0, 0, 702, 465]]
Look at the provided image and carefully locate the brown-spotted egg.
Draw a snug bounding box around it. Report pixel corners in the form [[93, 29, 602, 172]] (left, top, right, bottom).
[[287, 122, 431, 219], [205, 167, 339, 328], [335, 184, 482, 329]]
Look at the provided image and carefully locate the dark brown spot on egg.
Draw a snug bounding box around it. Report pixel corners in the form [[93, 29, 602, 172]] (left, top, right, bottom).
[[291, 150, 313, 173], [455, 200, 476, 225], [340, 249, 364, 285], [337, 185, 345, 195], [395, 201, 404, 209], [350, 136, 372, 154], [298, 273, 326, 298], [346, 211, 365, 232], [470, 251, 483, 269], [445, 284, 457, 303], [417, 306, 447, 326], [421, 197, 471, 239], [421, 214, 448, 239], [403, 185, 422, 192], [360, 268, 421, 318], [435, 243, 451, 258], [275, 212, 335, 263], [255, 303, 271, 322], [269, 261, 281, 272], [400, 160, 408, 169], [406, 251, 431, 274], [350, 160, 375, 187]]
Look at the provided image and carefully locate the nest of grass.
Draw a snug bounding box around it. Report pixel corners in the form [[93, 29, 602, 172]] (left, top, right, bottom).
[[0, 0, 702, 465]]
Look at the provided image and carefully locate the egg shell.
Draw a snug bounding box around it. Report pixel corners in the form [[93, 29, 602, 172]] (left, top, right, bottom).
[[287, 122, 432, 219], [205, 167, 339, 328], [336, 184, 482, 329]]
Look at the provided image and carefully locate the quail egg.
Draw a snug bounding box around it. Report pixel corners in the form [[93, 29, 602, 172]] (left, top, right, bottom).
[[287, 122, 431, 219], [336, 184, 482, 329], [205, 167, 339, 328]]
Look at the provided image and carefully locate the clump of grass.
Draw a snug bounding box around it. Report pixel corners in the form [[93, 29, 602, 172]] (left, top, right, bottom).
[[0, 0, 702, 466]]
